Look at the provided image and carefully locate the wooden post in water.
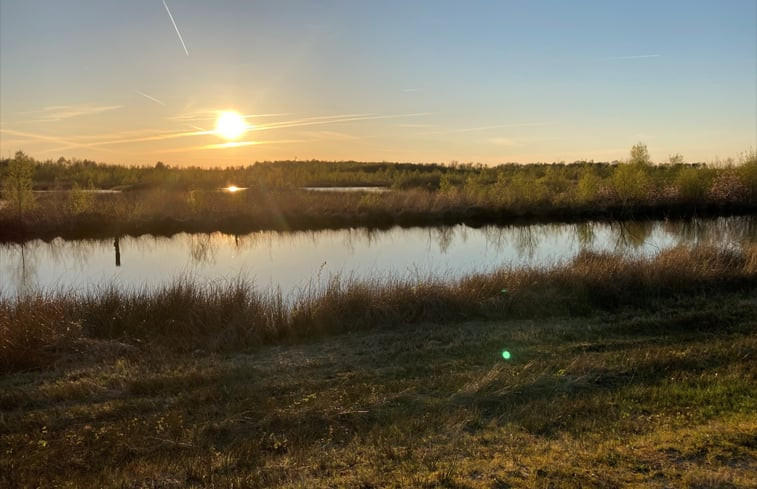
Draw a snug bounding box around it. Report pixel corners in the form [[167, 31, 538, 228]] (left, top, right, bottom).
[[114, 237, 121, 267]]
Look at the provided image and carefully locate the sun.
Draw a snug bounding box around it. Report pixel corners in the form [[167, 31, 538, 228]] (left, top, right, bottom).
[[214, 111, 248, 140]]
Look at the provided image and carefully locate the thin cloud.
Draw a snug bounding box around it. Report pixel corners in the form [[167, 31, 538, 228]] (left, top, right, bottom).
[[75, 129, 212, 147], [422, 121, 554, 136], [251, 112, 432, 132], [485, 137, 518, 146], [395, 123, 438, 128], [0, 128, 78, 146], [3, 112, 429, 155], [298, 130, 361, 141], [135, 90, 166, 106], [601, 54, 662, 61], [0, 128, 117, 153], [13, 128, 211, 154], [155, 139, 308, 153], [168, 110, 290, 123], [24, 104, 123, 122]]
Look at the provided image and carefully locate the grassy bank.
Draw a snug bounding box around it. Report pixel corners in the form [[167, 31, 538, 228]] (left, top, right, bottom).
[[1, 149, 756, 242], [1, 275, 756, 486], [3, 244, 756, 373], [3, 186, 757, 244]]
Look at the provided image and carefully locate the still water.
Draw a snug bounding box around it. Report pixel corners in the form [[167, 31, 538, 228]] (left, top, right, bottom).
[[1, 216, 755, 298]]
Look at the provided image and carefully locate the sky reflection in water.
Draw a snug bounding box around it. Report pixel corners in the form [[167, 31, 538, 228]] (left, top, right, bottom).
[[1, 216, 755, 298]]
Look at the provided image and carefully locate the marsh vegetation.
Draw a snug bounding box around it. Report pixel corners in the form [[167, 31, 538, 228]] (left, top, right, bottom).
[[1, 146, 756, 241], [2, 147, 757, 487]]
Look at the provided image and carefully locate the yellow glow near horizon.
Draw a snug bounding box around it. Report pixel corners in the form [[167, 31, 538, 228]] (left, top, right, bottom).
[[214, 111, 248, 140]]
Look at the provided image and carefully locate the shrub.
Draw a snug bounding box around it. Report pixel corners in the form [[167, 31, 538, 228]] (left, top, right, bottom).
[[67, 181, 95, 215], [709, 171, 748, 203], [675, 166, 712, 202]]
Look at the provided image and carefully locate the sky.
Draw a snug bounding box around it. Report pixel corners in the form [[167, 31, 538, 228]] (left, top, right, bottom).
[[1, 0, 755, 166]]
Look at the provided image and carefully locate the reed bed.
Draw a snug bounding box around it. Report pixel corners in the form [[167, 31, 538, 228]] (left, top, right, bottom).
[[2, 244, 755, 372], [2, 150, 757, 241]]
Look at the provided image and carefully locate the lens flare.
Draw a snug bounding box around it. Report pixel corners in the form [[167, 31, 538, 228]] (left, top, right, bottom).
[[501, 350, 511, 360]]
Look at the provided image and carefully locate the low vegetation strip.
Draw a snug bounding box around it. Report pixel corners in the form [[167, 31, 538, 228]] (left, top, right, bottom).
[[1, 146, 756, 241], [1, 280, 755, 487], [2, 244, 756, 373]]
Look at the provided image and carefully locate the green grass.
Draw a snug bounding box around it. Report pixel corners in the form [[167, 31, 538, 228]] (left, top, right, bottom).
[[1, 289, 755, 488]]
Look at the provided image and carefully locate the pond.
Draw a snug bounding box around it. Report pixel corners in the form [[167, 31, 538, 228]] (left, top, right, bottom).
[[1, 216, 755, 298], [303, 186, 390, 193]]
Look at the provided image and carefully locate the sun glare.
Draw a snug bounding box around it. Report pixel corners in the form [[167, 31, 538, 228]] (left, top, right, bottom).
[[214, 111, 248, 140]]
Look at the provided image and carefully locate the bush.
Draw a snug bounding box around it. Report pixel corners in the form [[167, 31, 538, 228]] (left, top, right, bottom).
[[675, 166, 712, 202]]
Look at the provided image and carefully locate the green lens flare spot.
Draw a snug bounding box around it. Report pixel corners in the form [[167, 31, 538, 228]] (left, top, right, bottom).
[[501, 350, 511, 360]]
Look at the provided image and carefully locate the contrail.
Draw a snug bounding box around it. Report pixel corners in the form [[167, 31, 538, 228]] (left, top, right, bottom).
[[26, 128, 213, 154], [155, 139, 309, 153], [1, 112, 430, 155], [251, 112, 432, 132], [163, 0, 189, 57], [603, 54, 661, 60], [0, 128, 117, 153], [135, 90, 166, 106]]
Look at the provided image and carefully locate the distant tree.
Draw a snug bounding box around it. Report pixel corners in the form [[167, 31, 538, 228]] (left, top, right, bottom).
[[613, 143, 651, 203], [668, 153, 685, 165], [629, 142, 651, 166], [2, 151, 36, 221]]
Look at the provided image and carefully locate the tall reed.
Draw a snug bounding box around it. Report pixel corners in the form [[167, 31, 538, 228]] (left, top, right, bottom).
[[2, 244, 756, 372]]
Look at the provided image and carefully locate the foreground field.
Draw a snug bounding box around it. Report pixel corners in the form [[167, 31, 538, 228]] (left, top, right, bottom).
[[1, 288, 756, 488], [2, 244, 757, 488]]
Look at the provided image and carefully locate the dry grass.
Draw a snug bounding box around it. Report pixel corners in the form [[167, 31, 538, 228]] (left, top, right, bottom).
[[2, 244, 756, 373], [1, 287, 755, 488]]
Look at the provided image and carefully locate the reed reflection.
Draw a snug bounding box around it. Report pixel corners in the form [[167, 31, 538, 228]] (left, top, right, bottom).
[[574, 222, 597, 250], [187, 233, 217, 264], [513, 225, 539, 260], [0, 215, 753, 299], [2, 243, 39, 296]]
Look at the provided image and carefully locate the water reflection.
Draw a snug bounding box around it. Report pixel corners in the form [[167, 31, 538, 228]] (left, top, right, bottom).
[[114, 238, 121, 267], [612, 221, 656, 251], [3, 244, 38, 296], [187, 233, 217, 264], [574, 222, 596, 249], [1, 216, 755, 298], [431, 227, 455, 254]]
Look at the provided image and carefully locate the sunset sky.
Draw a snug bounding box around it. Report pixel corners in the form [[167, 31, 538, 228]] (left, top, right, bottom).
[[1, 0, 755, 166]]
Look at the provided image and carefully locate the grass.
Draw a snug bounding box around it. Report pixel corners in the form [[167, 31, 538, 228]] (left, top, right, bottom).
[[2, 244, 756, 372], [2, 244, 756, 487], [1, 287, 755, 487]]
